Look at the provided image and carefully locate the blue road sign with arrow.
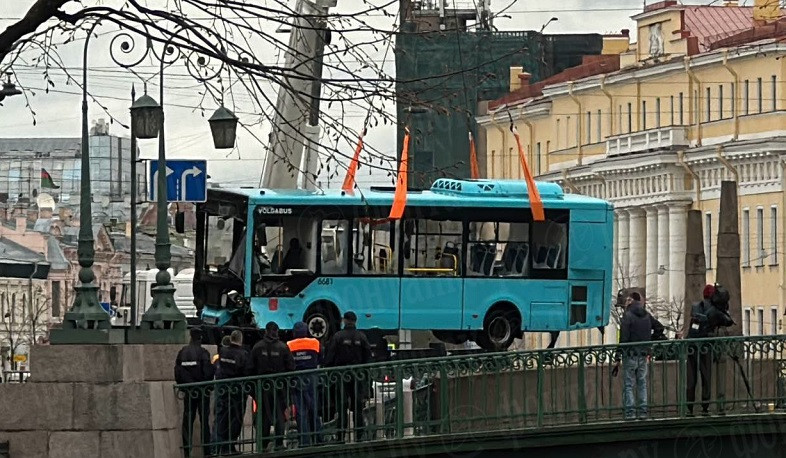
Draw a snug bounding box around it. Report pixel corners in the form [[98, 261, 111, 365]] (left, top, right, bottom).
[[149, 160, 207, 203]]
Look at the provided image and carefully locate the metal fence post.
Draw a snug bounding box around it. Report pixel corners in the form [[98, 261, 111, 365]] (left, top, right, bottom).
[[537, 352, 545, 428], [578, 349, 587, 424]]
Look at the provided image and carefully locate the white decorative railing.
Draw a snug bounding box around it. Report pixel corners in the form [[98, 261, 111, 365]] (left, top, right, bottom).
[[606, 126, 689, 157]]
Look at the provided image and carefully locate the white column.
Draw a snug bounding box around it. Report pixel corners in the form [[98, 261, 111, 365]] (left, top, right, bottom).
[[616, 210, 630, 288], [629, 208, 647, 288], [645, 206, 659, 301], [657, 205, 670, 301], [669, 204, 689, 303], [612, 212, 619, 286]]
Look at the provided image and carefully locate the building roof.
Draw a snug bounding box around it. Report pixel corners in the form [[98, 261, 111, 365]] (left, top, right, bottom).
[[683, 6, 755, 51], [46, 236, 70, 270], [109, 232, 193, 259], [489, 55, 621, 110], [0, 138, 81, 157], [710, 17, 786, 50], [0, 237, 47, 264]]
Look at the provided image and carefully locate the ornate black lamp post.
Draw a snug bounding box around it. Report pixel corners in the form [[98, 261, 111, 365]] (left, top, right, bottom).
[[0, 72, 22, 103], [51, 17, 125, 344]]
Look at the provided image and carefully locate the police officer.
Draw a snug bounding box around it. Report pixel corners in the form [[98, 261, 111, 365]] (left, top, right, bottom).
[[287, 321, 322, 446], [324, 311, 372, 443], [251, 322, 295, 452], [174, 328, 215, 458], [214, 330, 251, 455]]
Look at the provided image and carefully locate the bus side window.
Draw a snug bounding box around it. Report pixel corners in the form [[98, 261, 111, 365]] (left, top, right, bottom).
[[404, 219, 462, 277], [468, 221, 529, 277], [531, 217, 568, 271], [351, 219, 397, 276]]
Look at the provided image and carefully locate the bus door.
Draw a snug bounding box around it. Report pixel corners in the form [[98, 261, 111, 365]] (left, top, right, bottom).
[[399, 219, 463, 330]]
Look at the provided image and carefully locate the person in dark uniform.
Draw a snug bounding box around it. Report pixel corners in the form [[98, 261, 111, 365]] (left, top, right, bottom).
[[251, 322, 295, 452], [174, 328, 215, 458], [214, 330, 251, 455], [323, 311, 372, 443], [287, 321, 322, 446]]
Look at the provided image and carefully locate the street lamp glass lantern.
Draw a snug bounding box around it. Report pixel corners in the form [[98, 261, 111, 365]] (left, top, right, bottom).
[[208, 105, 239, 149], [130, 94, 162, 139]]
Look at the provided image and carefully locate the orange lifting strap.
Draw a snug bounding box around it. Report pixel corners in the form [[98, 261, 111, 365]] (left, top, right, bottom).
[[342, 128, 366, 193], [468, 131, 480, 179], [388, 127, 410, 220], [510, 123, 545, 222]]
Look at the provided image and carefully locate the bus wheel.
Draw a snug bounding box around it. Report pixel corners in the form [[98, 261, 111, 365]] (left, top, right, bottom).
[[304, 303, 337, 340], [476, 307, 519, 351]]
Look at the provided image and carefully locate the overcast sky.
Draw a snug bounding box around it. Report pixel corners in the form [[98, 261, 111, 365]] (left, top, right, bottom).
[[0, 0, 690, 187]]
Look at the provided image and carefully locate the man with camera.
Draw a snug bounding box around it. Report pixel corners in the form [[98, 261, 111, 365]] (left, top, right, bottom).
[[684, 284, 734, 416]]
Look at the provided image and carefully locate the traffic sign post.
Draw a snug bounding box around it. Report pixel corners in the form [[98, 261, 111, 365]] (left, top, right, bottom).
[[149, 159, 207, 202]]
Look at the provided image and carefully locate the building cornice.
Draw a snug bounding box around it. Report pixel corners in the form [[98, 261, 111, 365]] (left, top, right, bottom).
[[540, 41, 786, 98]]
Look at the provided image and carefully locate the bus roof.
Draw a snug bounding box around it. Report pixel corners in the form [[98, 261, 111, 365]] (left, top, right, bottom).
[[211, 178, 611, 210]]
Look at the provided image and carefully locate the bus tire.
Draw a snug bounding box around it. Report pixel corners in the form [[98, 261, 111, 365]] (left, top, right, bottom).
[[476, 306, 520, 351], [304, 302, 338, 341]]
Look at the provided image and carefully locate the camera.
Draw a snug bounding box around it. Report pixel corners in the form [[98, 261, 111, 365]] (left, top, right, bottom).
[[707, 283, 734, 328]]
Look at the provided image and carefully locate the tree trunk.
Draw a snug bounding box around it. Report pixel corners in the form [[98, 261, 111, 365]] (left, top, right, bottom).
[[715, 181, 743, 336], [683, 209, 706, 337]]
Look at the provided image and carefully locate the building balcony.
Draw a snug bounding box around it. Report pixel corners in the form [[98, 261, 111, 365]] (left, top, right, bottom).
[[605, 125, 690, 157]]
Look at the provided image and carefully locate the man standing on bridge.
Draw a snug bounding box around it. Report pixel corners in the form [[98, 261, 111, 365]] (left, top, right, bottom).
[[324, 311, 372, 442], [251, 321, 295, 452], [287, 321, 323, 447], [617, 292, 663, 420], [174, 328, 215, 458]]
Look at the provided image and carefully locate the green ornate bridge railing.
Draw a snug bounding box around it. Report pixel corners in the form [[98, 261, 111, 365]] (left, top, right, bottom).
[[176, 335, 786, 456]]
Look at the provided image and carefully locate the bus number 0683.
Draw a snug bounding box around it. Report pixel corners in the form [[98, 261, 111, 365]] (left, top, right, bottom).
[[317, 278, 333, 286]]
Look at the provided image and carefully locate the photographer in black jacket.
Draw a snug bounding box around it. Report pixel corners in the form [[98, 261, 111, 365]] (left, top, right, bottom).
[[685, 284, 734, 416]]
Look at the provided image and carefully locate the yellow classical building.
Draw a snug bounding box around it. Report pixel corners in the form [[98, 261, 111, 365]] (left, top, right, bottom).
[[476, 0, 786, 348]]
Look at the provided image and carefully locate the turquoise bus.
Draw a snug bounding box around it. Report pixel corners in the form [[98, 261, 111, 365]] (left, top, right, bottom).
[[194, 178, 614, 350]]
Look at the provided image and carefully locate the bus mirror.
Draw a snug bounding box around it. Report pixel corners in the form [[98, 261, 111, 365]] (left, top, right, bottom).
[[175, 212, 185, 233]]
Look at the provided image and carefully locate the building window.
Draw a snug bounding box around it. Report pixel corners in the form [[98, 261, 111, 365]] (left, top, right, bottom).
[[772, 75, 777, 111], [627, 102, 632, 133], [656, 97, 661, 128], [729, 83, 737, 117], [586, 111, 592, 144], [597, 109, 602, 142], [536, 142, 542, 175], [758, 308, 764, 335], [705, 212, 712, 270], [743, 208, 750, 267], [744, 79, 750, 115], [706, 87, 712, 121], [757, 77, 763, 113], [618, 105, 623, 135], [771, 206, 778, 265], [771, 307, 779, 335], [719, 85, 724, 119], [642, 101, 647, 130], [670, 95, 675, 125], [757, 206, 764, 266], [680, 92, 685, 126], [555, 119, 561, 150], [744, 308, 751, 335]]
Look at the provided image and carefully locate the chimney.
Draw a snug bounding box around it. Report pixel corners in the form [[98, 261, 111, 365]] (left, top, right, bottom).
[[621, 29, 630, 38], [15, 215, 26, 233], [754, 0, 780, 22], [509, 66, 524, 92], [27, 207, 39, 224]]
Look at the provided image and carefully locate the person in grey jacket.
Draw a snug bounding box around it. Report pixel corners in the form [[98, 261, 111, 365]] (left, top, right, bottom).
[[618, 292, 664, 420]]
